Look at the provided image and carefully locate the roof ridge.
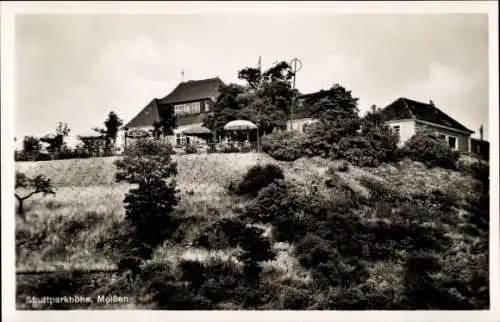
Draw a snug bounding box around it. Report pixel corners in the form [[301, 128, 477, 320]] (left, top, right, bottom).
[[400, 97, 415, 118], [403, 97, 473, 133], [182, 77, 221, 84]]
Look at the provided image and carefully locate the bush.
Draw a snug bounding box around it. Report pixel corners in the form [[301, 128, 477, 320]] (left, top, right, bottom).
[[193, 218, 247, 249], [295, 234, 333, 268], [232, 163, 285, 196], [113, 138, 179, 267], [242, 180, 297, 225], [401, 129, 460, 169], [184, 145, 198, 154], [261, 131, 306, 161]]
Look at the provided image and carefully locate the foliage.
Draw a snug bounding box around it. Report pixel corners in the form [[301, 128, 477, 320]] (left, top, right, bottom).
[[193, 218, 247, 249], [261, 131, 307, 161], [203, 60, 299, 140], [22, 136, 42, 154], [230, 163, 285, 196], [40, 122, 71, 154], [402, 129, 460, 169], [93, 111, 123, 155], [184, 145, 198, 154], [15, 171, 55, 217], [113, 138, 179, 270]]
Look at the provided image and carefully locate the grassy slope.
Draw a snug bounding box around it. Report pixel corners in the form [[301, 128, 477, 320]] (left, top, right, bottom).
[[15, 153, 485, 308]]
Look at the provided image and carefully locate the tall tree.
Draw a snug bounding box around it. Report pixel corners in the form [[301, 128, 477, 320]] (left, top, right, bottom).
[[204, 60, 298, 140], [22, 136, 41, 155], [40, 122, 71, 154], [238, 67, 262, 90], [302, 84, 361, 158], [94, 111, 124, 155]]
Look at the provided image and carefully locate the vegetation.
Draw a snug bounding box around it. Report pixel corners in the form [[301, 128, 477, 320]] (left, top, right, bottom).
[[14, 70, 488, 309], [402, 129, 461, 169], [261, 131, 307, 161], [15, 172, 55, 220], [113, 138, 180, 278], [229, 163, 284, 196], [202, 59, 299, 139], [93, 111, 124, 156], [261, 84, 399, 167]]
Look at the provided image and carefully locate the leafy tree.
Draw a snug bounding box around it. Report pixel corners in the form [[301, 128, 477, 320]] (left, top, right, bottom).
[[77, 135, 106, 157], [40, 122, 71, 154], [15, 171, 55, 219], [302, 85, 361, 158], [94, 111, 123, 155], [22, 136, 42, 154], [204, 60, 298, 140], [238, 67, 262, 90], [114, 138, 179, 276]]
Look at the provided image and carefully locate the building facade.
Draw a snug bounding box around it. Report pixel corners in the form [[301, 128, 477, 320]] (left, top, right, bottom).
[[379, 97, 474, 153], [123, 77, 224, 147]]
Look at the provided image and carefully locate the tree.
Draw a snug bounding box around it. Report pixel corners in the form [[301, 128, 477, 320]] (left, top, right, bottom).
[[94, 111, 124, 155], [22, 136, 41, 154], [238, 67, 262, 90], [15, 171, 55, 220], [114, 138, 180, 276], [204, 60, 298, 141], [302, 84, 361, 158], [40, 122, 71, 154], [78, 135, 106, 157], [155, 99, 177, 138]]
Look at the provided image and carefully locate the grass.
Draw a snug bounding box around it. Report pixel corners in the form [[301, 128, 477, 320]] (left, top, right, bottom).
[[14, 153, 489, 309]]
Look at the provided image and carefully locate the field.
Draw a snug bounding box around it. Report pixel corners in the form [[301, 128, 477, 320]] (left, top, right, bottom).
[[15, 153, 489, 309]]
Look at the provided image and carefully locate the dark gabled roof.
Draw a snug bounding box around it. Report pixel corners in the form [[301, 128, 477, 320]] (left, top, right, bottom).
[[124, 99, 161, 129], [158, 77, 225, 105], [380, 97, 474, 133]]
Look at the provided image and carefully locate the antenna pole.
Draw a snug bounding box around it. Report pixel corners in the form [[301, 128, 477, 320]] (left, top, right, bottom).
[[289, 58, 302, 131]]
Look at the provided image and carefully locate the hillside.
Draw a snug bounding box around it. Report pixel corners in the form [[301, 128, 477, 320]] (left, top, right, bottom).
[[15, 153, 489, 309]]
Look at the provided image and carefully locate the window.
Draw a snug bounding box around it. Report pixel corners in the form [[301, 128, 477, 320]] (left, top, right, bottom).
[[393, 125, 400, 140], [175, 133, 187, 146], [448, 136, 457, 150], [174, 102, 201, 115], [434, 132, 458, 150]]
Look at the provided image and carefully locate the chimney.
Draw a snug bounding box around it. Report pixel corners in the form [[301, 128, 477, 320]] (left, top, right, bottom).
[[429, 99, 435, 106], [480, 125, 483, 141]]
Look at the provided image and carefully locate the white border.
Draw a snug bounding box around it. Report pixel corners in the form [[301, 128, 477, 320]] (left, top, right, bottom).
[[2, 2, 499, 322]]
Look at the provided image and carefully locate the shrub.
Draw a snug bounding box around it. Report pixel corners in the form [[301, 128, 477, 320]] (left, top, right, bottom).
[[401, 129, 460, 169], [261, 131, 306, 161], [17, 271, 91, 309], [358, 176, 406, 204], [184, 145, 198, 154], [232, 163, 285, 196], [193, 218, 247, 249], [113, 138, 179, 268], [295, 234, 333, 268], [242, 180, 297, 225]]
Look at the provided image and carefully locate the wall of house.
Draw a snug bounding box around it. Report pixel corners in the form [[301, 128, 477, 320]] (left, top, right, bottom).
[[287, 118, 316, 132], [414, 121, 471, 153], [384, 119, 415, 147]]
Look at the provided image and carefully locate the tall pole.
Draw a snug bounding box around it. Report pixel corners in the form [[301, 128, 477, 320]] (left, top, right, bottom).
[[289, 58, 302, 131], [181, 70, 185, 82]]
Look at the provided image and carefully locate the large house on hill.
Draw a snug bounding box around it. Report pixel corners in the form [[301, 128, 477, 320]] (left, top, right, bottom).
[[379, 97, 474, 153], [124, 77, 225, 146]]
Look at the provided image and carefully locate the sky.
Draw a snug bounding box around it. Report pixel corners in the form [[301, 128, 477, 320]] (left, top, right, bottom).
[[14, 13, 490, 147]]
